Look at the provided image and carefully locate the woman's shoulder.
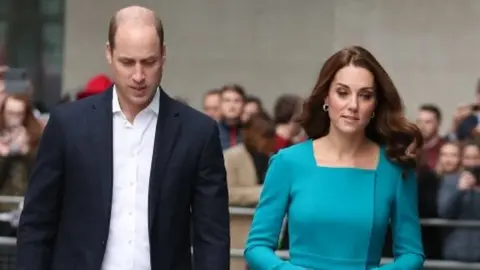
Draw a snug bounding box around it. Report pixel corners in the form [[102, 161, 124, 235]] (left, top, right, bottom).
[[275, 139, 312, 161]]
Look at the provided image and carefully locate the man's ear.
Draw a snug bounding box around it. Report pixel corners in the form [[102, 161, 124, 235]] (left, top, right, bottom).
[[106, 42, 113, 64], [161, 43, 166, 65]]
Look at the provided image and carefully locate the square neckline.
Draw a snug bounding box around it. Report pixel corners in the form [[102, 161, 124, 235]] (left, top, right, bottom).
[[307, 139, 382, 172]]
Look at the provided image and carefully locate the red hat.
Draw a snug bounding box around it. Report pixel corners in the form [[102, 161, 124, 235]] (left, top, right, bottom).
[[76, 74, 112, 100]]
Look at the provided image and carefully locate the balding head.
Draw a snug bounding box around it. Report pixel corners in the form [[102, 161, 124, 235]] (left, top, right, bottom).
[[108, 5, 164, 50], [105, 5, 166, 120]]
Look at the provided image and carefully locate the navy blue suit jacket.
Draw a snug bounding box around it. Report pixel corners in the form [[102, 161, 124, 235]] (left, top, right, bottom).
[[16, 87, 230, 270]]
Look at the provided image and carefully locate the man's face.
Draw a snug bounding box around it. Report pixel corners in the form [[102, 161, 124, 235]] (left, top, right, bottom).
[[416, 110, 439, 140], [220, 90, 244, 120], [203, 93, 220, 121], [106, 24, 165, 108]]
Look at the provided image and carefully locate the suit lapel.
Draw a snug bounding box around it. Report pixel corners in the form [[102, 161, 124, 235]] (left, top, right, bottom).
[[148, 89, 181, 230], [89, 88, 114, 222]]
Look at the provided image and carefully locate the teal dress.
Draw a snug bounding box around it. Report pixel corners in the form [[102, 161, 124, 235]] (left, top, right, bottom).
[[244, 140, 424, 270]]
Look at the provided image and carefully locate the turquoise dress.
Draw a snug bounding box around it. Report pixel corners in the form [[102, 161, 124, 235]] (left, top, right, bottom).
[[244, 140, 424, 270]]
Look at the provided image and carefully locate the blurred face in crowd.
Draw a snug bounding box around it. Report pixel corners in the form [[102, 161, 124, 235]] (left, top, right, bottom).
[[203, 93, 220, 121], [220, 89, 244, 121], [438, 143, 461, 173], [3, 97, 26, 129], [106, 17, 165, 115], [325, 65, 376, 135], [462, 144, 480, 168], [416, 110, 439, 140], [241, 101, 260, 123]]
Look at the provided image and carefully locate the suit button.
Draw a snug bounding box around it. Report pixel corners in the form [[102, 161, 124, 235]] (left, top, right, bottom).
[[102, 241, 105, 245]]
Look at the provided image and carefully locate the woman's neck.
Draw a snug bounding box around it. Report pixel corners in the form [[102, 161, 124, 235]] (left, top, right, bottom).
[[322, 128, 368, 159]]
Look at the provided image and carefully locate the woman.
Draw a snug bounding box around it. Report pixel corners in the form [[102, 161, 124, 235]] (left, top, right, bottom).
[[244, 46, 425, 269], [437, 141, 480, 262], [0, 93, 43, 235], [224, 112, 276, 206]]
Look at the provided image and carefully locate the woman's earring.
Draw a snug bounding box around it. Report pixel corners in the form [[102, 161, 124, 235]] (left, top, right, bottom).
[[322, 104, 329, 112], [371, 112, 375, 119]]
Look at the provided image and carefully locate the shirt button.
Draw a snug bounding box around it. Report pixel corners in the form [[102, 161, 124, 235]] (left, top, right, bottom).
[[129, 212, 132, 216], [128, 240, 132, 244], [130, 182, 134, 186]]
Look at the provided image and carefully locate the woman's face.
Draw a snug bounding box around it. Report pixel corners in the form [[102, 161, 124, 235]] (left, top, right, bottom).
[[3, 97, 26, 128], [325, 64, 376, 135], [438, 143, 461, 173], [241, 101, 260, 123], [462, 144, 480, 168]]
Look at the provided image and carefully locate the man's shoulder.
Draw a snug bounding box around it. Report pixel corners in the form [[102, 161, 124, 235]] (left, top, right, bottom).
[[176, 101, 217, 133], [49, 94, 101, 123]]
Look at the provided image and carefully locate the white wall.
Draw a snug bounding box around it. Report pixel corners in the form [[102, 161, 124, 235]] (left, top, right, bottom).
[[63, 0, 480, 132]]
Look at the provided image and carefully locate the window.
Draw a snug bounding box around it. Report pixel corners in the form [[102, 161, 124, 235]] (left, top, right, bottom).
[[2, 0, 65, 110]]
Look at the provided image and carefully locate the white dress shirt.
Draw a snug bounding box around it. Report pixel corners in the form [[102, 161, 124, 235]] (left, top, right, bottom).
[[101, 87, 159, 270]]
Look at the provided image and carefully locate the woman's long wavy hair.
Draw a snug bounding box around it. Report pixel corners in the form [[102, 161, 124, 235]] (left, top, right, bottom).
[[299, 46, 423, 172]]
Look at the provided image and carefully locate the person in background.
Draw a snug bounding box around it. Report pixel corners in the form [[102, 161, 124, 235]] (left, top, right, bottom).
[[218, 84, 245, 150], [0, 93, 43, 226], [417, 104, 445, 169], [437, 141, 480, 262], [419, 141, 461, 259], [273, 94, 303, 152], [245, 46, 424, 270], [224, 112, 275, 206], [202, 88, 221, 121], [76, 73, 113, 100], [241, 95, 263, 124]]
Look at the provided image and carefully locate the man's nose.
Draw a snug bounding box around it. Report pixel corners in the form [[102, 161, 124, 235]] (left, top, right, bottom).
[[132, 64, 145, 83]]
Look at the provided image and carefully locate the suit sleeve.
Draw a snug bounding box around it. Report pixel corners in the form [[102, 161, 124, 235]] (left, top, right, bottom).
[[244, 151, 303, 270], [17, 110, 65, 270], [377, 170, 425, 270], [192, 120, 230, 270]]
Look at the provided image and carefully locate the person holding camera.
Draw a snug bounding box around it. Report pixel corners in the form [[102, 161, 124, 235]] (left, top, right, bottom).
[[437, 141, 480, 262]]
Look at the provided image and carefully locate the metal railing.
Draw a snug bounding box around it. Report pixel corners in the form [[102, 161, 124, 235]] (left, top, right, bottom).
[[230, 207, 480, 270], [0, 199, 479, 269]]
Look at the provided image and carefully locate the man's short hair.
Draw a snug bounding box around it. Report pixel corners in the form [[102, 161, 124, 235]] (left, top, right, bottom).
[[220, 84, 246, 100], [204, 88, 221, 98], [108, 14, 164, 50], [419, 104, 442, 122]]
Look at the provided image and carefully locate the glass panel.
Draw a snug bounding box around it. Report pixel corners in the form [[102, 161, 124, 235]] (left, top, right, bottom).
[[40, 0, 61, 16], [41, 23, 63, 73], [0, 21, 6, 42]]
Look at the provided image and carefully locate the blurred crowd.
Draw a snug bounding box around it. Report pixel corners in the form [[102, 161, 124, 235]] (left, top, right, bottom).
[[0, 62, 479, 263], [202, 83, 480, 263]]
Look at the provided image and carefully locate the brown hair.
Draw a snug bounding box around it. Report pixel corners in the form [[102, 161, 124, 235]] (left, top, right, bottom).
[[220, 84, 247, 101], [242, 112, 276, 155], [274, 94, 303, 125], [299, 46, 423, 171], [0, 94, 43, 153]]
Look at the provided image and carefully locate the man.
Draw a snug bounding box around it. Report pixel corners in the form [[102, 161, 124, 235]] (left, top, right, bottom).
[[416, 104, 445, 169], [218, 84, 245, 150], [202, 88, 221, 121], [17, 5, 230, 270]]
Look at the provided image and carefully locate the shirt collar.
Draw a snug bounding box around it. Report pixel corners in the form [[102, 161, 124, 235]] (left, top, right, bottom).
[[112, 85, 160, 115]]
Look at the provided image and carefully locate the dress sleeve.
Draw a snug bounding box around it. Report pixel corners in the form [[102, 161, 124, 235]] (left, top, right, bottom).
[[244, 151, 304, 270], [378, 170, 425, 269]]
